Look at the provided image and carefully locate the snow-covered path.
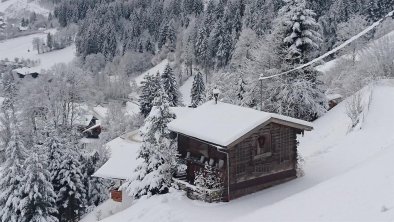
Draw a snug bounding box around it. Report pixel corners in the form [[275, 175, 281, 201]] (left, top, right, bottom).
[[84, 81, 394, 222]]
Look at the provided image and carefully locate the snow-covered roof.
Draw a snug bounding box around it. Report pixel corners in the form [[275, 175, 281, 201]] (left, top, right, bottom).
[[93, 131, 142, 180], [169, 106, 193, 119], [168, 101, 313, 147], [13, 66, 41, 75], [74, 114, 94, 126], [92, 105, 108, 120], [326, 93, 343, 101]]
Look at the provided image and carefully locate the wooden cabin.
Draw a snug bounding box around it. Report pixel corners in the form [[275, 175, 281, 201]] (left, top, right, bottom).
[[13, 67, 41, 79], [168, 101, 313, 201]]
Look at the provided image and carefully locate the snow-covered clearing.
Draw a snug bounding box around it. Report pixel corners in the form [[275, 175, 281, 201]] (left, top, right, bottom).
[[133, 59, 168, 86], [83, 80, 394, 222], [179, 76, 193, 106], [0, 31, 76, 70], [0, 0, 50, 19]]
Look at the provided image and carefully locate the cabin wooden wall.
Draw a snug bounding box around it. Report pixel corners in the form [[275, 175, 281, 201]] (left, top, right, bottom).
[[177, 134, 228, 197], [228, 123, 300, 200]]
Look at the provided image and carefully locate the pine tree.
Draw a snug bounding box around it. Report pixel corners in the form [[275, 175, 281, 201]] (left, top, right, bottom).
[[46, 130, 64, 202], [276, 0, 322, 65], [190, 72, 205, 108], [124, 88, 177, 198], [19, 147, 58, 222], [265, 0, 327, 121], [47, 33, 53, 50], [139, 73, 161, 118], [55, 152, 86, 222], [161, 64, 180, 107], [0, 121, 26, 222]]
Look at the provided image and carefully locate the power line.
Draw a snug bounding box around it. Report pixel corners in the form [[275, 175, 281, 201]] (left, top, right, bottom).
[[259, 10, 394, 80]]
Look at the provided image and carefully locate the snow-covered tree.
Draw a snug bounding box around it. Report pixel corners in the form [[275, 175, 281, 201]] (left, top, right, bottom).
[[274, 0, 322, 65], [161, 64, 181, 107], [336, 14, 369, 64], [19, 148, 58, 222], [139, 73, 161, 118], [124, 88, 177, 198], [194, 164, 223, 202], [101, 101, 132, 143], [55, 152, 87, 222], [190, 72, 205, 107], [0, 121, 26, 222], [263, 0, 327, 121]]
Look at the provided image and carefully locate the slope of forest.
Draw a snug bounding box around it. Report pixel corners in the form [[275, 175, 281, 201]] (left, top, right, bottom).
[[0, 0, 50, 18], [81, 80, 394, 222], [0, 30, 75, 69]]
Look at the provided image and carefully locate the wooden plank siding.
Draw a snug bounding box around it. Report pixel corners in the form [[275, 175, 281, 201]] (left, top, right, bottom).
[[176, 122, 303, 201], [227, 123, 299, 200]]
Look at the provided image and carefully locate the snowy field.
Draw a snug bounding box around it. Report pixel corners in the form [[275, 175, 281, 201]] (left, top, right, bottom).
[[0, 0, 50, 18], [0, 31, 76, 70], [82, 80, 394, 222]]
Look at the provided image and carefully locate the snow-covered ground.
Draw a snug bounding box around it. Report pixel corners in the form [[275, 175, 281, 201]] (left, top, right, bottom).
[[133, 59, 168, 86], [0, 0, 50, 19], [0, 31, 76, 70], [317, 30, 394, 73], [179, 76, 193, 106], [83, 80, 394, 222]]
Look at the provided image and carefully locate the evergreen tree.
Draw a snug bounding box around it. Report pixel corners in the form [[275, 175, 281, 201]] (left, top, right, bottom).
[[46, 130, 64, 203], [161, 64, 180, 107], [0, 121, 26, 222], [19, 148, 58, 222], [139, 73, 160, 118], [47, 33, 53, 50], [275, 0, 322, 65], [55, 152, 86, 222], [124, 88, 177, 198], [266, 0, 327, 121], [190, 72, 205, 108]]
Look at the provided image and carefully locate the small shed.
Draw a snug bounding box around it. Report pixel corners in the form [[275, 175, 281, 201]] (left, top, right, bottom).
[[168, 101, 313, 201], [326, 94, 343, 110]]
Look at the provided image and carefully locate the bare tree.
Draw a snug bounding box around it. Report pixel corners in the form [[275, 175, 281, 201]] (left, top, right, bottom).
[[346, 92, 363, 129]]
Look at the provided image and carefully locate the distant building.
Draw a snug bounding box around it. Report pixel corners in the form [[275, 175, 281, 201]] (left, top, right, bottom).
[[13, 67, 41, 79], [75, 114, 101, 138], [326, 94, 343, 110], [168, 101, 313, 201]]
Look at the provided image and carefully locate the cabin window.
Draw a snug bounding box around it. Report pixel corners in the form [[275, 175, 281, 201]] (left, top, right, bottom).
[[253, 134, 272, 160]]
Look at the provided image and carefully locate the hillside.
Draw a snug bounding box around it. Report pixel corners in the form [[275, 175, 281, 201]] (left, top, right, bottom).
[[81, 80, 394, 222], [0, 0, 50, 19], [0, 30, 75, 69]]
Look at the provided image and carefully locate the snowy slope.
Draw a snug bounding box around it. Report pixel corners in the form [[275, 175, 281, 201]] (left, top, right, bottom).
[[133, 59, 168, 86], [179, 76, 193, 106], [0, 31, 76, 70], [84, 80, 394, 222], [317, 30, 394, 73], [0, 0, 50, 19]]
